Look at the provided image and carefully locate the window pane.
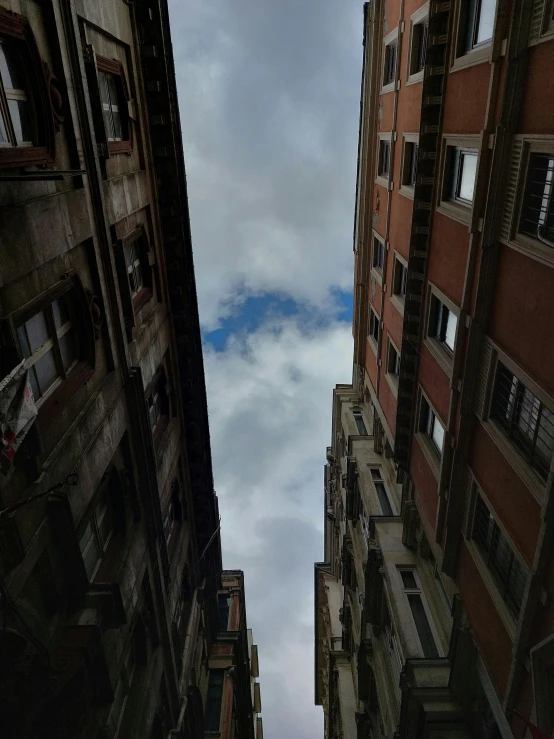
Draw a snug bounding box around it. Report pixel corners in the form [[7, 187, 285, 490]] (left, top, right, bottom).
[[98, 72, 110, 105], [96, 495, 113, 549], [353, 413, 367, 436], [112, 109, 123, 140], [444, 310, 457, 351], [17, 324, 31, 358], [536, 407, 554, 468], [205, 671, 225, 731], [0, 112, 8, 144], [24, 311, 50, 353], [376, 482, 393, 516], [476, 0, 496, 44], [370, 468, 382, 481], [34, 350, 59, 395], [52, 298, 71, 330], [400, 570, 418, 590], [107, 75, 119, 107], [134, 262, 143, 293], [8, 100, 32, 145], [0, 42, 25, 89], [28, 367, 39, 401], [407, 594, 439, 658], [218, 595, 230, 631], [59, 329, 77, 371], [431, 415, 445, 452], [80, 521, 101, 580], [520, 153, 554, 242], [459, 152, 478, 201]]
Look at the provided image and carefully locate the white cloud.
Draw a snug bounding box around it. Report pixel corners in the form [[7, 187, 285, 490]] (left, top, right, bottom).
[[204, 318, 352, 738]]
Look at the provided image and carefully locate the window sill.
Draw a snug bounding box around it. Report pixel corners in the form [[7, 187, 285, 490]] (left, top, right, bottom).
[[384, 372, 398, 399], [423, 337, 453, 379], [506, 235, 554, 269], [0, 145, 52, 170], [399, 185, 415, 200], [414, 433, 441, 481], [436, 200, 473, 227], [381, 82, 395, 95], [450, 44, 491, 72], [371, 267, 383, 286], [482, 419, 546, 504], [375, 175, 390, 190], [464, 539, 517, 641], [406, 70, 424, 86], [108, 140, 132, 155], [390, 294, 405, 317]]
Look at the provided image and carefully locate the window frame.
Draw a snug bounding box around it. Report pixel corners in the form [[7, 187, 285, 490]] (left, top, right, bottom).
[[0, 8, 56, 169], [407, 4, 429, 85], [368, 305, 380, 354], [508, 138, 554, 267], [95, 54, 132, 155], [397, 568, 441, 658], [371, 231, 386, 283], [147, 363, 171, 452], [391, 252, 408, 316], [1, 272, 95, 431], [369, 466, 395, 516], [376, 133, 392, 187], [451, 0, 497, 70], [385, 336, 401, 397], [416, 389, 446, 478], [400, 133, 419, 199], [424, 284, 460, 376], [352, 408, 368, 436], [437, 135, 482, 226], [381, 28, 399, 93]]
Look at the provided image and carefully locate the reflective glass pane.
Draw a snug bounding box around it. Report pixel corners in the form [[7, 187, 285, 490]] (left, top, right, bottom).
[[59, 329, 77, 371], [107, 75, 119, 105], [431, 416, 445, 452], [445, 311, 457, 351], [25, 311, 50, 353], [476, 0, 496, 44], [0, 112, 8, 143], [34, 349, 58, 394], [112, 109, 122, 140], [0, 42, 25, 89], [400, 570, 418, 589], [52, 298, 70, 330], [17, 324, 31, 358], [134, 262, 143, 292], [459, 153, 478, 201], [407, 594, 439, 658], [8, 99, 32, 144], [98, 73, 110, 105], [103, 109, 114, 140]]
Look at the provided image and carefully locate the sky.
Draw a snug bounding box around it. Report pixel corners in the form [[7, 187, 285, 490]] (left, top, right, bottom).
[[168, 2, 364, 736]]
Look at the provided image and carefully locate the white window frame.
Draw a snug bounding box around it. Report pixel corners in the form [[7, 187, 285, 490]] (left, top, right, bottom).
[[385, 335, 400, 398], [450, 0, 498, 71], [371, 230, 386, 284], [391, 252, 408, 316], [437, 134, 482, 226], [406, 3, 429, 86], [376, 132, 393, 188], [397, 567, 442, 658], [503, 137, 554, 268], [424, 284, 460, 377], [368, 305, 381, 355], [369, 465, 396, 516], [416, 388, 446, 478], [381, 28, 399, 94], [400, 133, 419, 199]]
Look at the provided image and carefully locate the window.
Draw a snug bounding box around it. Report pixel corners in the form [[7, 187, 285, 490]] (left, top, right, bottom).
[[400, 135, 419, 197], [352, 410, 368, 436], [95, 55, 131, 155], [490, 361, 554, 481], [0, 9, 55, 168], [392, 257, 408, 300], [449, 148, 478, 204], [419, 395, 445, 455], [378, 139, 391, 179], [79, 490, 114, 580], [383, 39, 398, 87], [408, 5, 429, 81], [461, 0, 496, 53], [519, 152, 554, 248], [372, 236, 385, 272], [368, 307, 380, 345], [114, 227, 154, 338], [387, 340, 401, 380], [429, 293, 458, 354], [370, 467, 394, 516], [148, 366, 170, 445], [218, 594, 230, 631], [398, 569, 440, 658], [471, 493, 528, 618], [17, 295, 77, 404], [205, 670, 225, 731]]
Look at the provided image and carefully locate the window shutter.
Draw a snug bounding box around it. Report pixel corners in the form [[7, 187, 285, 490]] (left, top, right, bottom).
[[461, 468, 475, 538], [499, 139, 523, 244], [83, 44, 109, 158], [475, 339, 493, 420], [528, 0, 546, 44], [113, 240, 135, 339]]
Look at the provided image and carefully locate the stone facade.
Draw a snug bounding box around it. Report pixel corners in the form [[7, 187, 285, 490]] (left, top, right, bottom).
[[0, 1, 223, 738]]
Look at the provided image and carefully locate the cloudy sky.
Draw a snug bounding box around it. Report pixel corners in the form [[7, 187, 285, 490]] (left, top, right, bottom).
[[168, 1, 364, 736]]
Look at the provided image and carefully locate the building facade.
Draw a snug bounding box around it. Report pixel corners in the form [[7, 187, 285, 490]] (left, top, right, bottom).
[[0, 1, 225, 737], [205, 571, 263, 739], [316, 1, 554, 738]]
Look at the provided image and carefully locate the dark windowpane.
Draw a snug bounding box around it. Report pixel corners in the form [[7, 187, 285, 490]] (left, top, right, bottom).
[[400, 570, 418, 589], [52, 298, 70, 330], [375, 482, 393, 516], [370, 468, 382, 481], [205, 671, 225, 731], [415, 22, 428, 72], [407, 594, 439, 658], [353, 413, 367, 436], [519, 153, 554, 246], [59, 329, 77, 371], [8, 99, 32, 144], [379, 141, 391, 176], [0, 42, 25, 89], [25, 311, 50, 353], [218, 595, 230, 631], [34, 350, 58, 396], [112, 109, 123, 140], [384, 41, 397, 85]]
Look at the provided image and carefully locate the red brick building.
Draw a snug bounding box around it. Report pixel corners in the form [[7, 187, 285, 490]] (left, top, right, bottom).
[[316, 1, 554, 737]]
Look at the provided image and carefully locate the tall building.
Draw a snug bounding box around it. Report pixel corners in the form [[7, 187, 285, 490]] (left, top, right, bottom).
[[316, 1, 554, 738], [205, 571, 263, 739], [0, 1, 228, 737]]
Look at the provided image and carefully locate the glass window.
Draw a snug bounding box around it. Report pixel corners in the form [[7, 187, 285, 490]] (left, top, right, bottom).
[[16, 295, 78, 404], [205, 670, 225, 731], [352, 411, 367, 436], [463, 0, 496, 52], [430, 295, 457, 353], [404, 142, 418, 187], [373, 237, 385, 271], [369, 308, 380, 343], [490, 362, 554, 481], [370, 467, 394, 516], [383, 41, 398, 86], [393, 259, 408, 298], [412, 21, 428, 74], [472, 493, 528, 618], [519, 152, 554, 247], [378, 140, 391, 177], [387, 341, 400, 378], [420, 396, 445, 455], [78, 493, 114, 580], [218, 594, 230, 631], [99, 70, 124, 142], [450, 148, 478, 204], [0, 41, 34, 148], [125, 241, 144, 297], [399, 569, 439, 658]]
